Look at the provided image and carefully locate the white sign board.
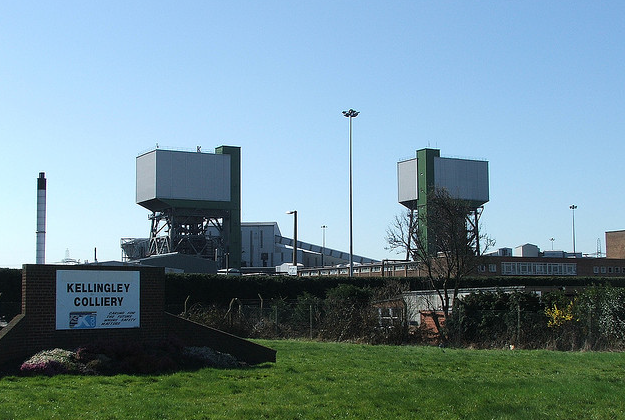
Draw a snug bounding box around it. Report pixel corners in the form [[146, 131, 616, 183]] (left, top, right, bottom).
[[56, 270, 140, 330]]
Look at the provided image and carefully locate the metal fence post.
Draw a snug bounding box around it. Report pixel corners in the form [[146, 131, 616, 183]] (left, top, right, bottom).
[[517, 302, 521, 346], [309, 304, 313, 339], [274, 305, 278, 334]]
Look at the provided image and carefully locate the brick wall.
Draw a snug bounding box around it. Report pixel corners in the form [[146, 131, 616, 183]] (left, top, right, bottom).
[[606, 231, 625, 259], [419, 310, 445, 344], [164, 314, 276, 364]]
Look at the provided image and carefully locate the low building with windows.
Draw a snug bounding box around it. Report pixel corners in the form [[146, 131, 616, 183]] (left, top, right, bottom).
[[299, 247, 625, 278]]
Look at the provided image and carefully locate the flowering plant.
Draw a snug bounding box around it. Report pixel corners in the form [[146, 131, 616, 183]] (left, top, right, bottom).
[[20, 348, 83, 375], [545, 302, 574, 327], [19, 341, 242, 376]]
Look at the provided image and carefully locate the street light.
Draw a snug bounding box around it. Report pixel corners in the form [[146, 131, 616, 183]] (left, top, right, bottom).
[[550, 237, 555, 251], [321, 225, 327, 267], [570, 205, 577, 255], [343, 108, 359, 276], [286, 210, 298, 266]]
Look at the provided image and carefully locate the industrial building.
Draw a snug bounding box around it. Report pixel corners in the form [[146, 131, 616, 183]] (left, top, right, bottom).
[[299, 147, 625, 278], [121, 146, 378, 273], [397, 148, 489, 255], [122, 146, 241, 273], [299, 247, 625, 278], [240, 222, 377, 273]]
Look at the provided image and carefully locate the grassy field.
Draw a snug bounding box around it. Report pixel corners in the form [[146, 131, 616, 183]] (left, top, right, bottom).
[[1, 340, 624, 419]]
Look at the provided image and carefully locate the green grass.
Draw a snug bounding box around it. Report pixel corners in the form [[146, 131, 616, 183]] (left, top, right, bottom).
[[1, 340, 624, 419]]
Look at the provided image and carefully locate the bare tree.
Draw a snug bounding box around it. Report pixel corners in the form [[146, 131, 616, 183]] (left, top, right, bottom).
[[386, 188, 494, 340]]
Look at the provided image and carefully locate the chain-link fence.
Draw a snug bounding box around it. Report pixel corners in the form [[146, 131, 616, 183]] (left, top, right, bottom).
[[440, 287, 625, 350], [167, 286, 625, 350], [170, 296, 408, 345], [171, 299, 322, 340], [445, 307, 586, 350]]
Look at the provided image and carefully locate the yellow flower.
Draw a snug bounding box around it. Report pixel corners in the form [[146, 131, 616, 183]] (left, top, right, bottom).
[[545, 302, 574, 327]]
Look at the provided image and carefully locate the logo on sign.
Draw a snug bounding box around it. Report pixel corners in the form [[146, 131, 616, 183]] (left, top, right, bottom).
[[69, 312, 97, 329]]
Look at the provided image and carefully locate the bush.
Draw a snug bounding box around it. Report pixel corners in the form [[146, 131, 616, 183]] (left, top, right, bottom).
[[448, 290, 550, 349], [446, 286, 625, 350], [20, 348, 84, 376], [318, 284, 376, 342], [575, 285, 625, 350], [19, 339, 243, 376]]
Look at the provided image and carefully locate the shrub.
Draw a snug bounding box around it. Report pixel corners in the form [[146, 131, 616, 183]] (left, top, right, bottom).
[[448, 290, 549, 348], [575, 285, 625, 349], [20, 348, 83, 376], [19, 339, 243, 376], [318, 284, 376, 342]]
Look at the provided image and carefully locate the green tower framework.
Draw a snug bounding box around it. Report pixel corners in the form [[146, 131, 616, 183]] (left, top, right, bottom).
[[215, 145, 242, 270], [131, 145, 242, 270], [397, 148, 489, 255]]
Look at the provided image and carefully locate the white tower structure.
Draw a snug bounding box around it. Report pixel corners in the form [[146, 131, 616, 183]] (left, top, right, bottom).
[[36, 172, 47, 264]]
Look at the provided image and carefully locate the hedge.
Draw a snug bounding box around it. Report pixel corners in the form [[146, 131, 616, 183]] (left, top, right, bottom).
[[3, 268, 625, 307]]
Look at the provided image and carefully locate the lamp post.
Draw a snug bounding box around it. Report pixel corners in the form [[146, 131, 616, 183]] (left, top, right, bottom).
[[287, 210, 298, 266], [321, 225, 327, 267], [550, 237, 555, 251], [569, 205, 577, 255], [343, 108, 359, 276]]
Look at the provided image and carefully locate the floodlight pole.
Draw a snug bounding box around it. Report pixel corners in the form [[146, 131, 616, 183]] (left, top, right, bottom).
[[570, 205, 577, 255], [321, 225, 327, 266], [343, 109, 359, 277]]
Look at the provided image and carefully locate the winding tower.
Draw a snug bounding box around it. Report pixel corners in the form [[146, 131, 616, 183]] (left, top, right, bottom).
[[135, 146, 241, 269], [397, 148, 489, 255]]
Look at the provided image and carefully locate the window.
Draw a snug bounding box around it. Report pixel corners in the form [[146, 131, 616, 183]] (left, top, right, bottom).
[[593, 266, 599, 274], [551, 264, 562, 275], [501, 262, 576, 276], [489, 264, 497, 273], [601, 266, 607, 274], [502, 262, 515, 275], [535, 264, 545, 275], [478, 265, 486, 272], [608, 267, 614, 274], [616, 267, 621, 274]]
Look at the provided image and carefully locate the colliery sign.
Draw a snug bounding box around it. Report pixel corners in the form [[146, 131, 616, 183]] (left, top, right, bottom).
[[55, 270, 140, 330]]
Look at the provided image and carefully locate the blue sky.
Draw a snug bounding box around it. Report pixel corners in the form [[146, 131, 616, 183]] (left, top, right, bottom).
[[1, 1, 624, 268]]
